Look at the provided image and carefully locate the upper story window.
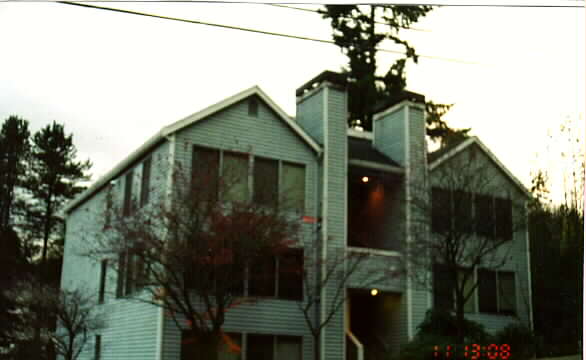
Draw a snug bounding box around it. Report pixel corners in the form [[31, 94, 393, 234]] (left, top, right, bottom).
[[191, 146, 305, 212], [248, 96, 259, 117], [98, 259, 107, 304], [431, 187, 513, 240], [116, 250, 147, 298]]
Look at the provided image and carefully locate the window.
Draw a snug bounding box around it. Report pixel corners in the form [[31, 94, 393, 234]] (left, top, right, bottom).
[[123, 170, 134, 216], [432, 188, 513, 241], [246, 335, 302, 360], [248, 96, 259, 117], [191, 147, 305, 211], [433, 264, 455, 310], [249, 257, 276, 297], [181, 331, 242, 360], [140, 157, 151, 207], [249, 249, 303, 300], [192, 146, 220, 202], [478, 270, 516, 315], [495, 198, 513, 240], [254, 158, 278, 208], [281, 162, 305, 212], [278, 249, 303, 300], [433, 264, 475, 313], [94, 335, 101, 360], [98, 260, 107, 304], [475, 195, 494, 237], [223, 152, 249, 203], [116, 251, 146, 297]]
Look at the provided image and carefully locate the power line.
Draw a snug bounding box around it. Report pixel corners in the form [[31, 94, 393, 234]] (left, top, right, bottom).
[[57, 1, 479, 64], [266, 4, 432, 32]]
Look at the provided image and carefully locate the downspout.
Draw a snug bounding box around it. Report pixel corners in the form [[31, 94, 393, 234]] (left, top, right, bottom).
[[320, 86, 329, 360]]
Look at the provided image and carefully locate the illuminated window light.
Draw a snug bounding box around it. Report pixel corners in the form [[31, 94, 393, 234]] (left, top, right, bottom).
[[370, 288, 379, 296], [361, 176, 369, 183]]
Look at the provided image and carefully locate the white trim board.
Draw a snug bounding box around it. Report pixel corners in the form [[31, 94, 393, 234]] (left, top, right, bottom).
[[64, 85, 322, 214], [429, 136, 531, 199]]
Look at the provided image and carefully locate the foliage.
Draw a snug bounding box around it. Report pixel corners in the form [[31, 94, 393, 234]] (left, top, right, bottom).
[[89, 161, 301, 359], [398, 310, 489, 360], [417, 309, 490, 343], [48, 289, 104, 360], [321, 5, 469, 145], [23, 121, 91, 273], [0, 115, 30, 230], [493, 323, 537, 360], [407, 145, 527, 342]]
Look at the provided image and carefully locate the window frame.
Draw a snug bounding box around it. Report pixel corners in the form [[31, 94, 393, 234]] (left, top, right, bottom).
[[247, 248, 304, 300], [478, 269, 517, 315], [94, 335, 101, 360], [123, 169, 134, 216]]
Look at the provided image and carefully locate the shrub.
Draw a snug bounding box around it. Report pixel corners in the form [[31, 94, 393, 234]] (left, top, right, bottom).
[[494, 323, 538, 360], [417, 309, 490, 343]]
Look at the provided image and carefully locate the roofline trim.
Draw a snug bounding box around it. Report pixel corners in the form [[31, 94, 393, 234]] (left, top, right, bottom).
[[63, 130, 166, 214], [373, 100, 425, 122], [429, 136, 531, 198], [348, 159, 404, 174], [64, 86, 322, 214]]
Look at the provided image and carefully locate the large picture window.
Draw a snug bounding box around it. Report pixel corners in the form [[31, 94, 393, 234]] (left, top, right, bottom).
[[223, 152, 249, 203], [247, 335, 302, 360], [248, 249, 303, 300], [254, 158, 278, 208]]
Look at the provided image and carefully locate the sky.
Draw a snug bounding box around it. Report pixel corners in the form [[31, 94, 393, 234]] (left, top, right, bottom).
[[0, 1, 584, 197]]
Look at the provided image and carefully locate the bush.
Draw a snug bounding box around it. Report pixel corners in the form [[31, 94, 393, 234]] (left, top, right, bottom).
[[417, 309, 490, 343], [494, 323, 538, 360], [395, 310, 490, 360]]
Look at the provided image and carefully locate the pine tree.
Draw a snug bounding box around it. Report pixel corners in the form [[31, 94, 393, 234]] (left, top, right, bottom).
[[322, 5, 469, 145]]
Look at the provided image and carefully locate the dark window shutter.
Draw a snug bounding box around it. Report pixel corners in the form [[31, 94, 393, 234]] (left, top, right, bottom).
[[498, 272, 516, 315], [478, 269, 498, 313], [94, 335, 101, 360], [140, 157, 151, 207], [454, 191, 473, 233], [116, 253, 126, 298], [123, 170, 134, 216]]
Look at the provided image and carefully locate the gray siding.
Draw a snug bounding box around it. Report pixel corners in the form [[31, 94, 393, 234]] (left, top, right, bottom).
[[61, 140, 171, 359], [296, 90, 325, 145], [429, 143, 532, 334], [322, 86, 347, 360], [168, 94, 320, 359], [374, 107, 407, 166]]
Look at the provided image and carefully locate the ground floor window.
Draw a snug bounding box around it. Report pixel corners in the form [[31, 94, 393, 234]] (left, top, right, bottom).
[[180, 332, 301, 360]]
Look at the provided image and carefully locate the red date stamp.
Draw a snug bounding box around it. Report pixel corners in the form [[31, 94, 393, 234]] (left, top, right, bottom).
[[433, 344, 511, 359]]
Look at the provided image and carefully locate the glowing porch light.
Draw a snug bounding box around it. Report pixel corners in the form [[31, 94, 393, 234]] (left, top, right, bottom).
[[370, 288, 379, 296], [361, 176, 369, 183]]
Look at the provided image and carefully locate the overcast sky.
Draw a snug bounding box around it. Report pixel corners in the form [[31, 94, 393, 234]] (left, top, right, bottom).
[[0, 2, 584, 194]]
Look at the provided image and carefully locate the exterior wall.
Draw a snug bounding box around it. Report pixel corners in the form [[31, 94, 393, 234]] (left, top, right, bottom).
[[373, 106, 407, 166], [296, 90, 325, 145], [321, 85, 348, 360], [429, 144, 532, 334], [61, 140, 171, 360], [168, 94, 320, 359]]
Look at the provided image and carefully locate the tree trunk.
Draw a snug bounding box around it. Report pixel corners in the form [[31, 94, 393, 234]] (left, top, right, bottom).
[[455, 297, 465, 344], [313, 332, 321, 360]]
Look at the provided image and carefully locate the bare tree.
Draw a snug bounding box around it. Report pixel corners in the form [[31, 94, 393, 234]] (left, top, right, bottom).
[[407, 143, 527, 342], [49, 289, 104, 360], [87, 156, 301, 360]]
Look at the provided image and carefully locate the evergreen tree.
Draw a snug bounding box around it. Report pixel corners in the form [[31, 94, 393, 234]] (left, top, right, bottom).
[[24, 121, 91, 276], [0, 115, 30, 230], [322, 5, 469, 145]]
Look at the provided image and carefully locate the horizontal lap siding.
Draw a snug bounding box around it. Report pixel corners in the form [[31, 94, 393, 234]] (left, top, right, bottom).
[[63, 141, 170, 360], [296, 91, 325, 145], [169, 95, 319, 359]]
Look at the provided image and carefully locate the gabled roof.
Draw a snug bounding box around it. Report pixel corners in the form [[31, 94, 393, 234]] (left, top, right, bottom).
[[428, 136, 531, 198], [64, 86, 321, 214]]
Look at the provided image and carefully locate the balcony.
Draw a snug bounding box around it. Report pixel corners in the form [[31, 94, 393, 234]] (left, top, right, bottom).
[[347, 167, 403, 252]]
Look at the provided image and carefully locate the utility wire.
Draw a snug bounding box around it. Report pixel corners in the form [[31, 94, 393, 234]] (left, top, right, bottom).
[[267, 4, 431, 32], [58, 1, 479, 64]]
